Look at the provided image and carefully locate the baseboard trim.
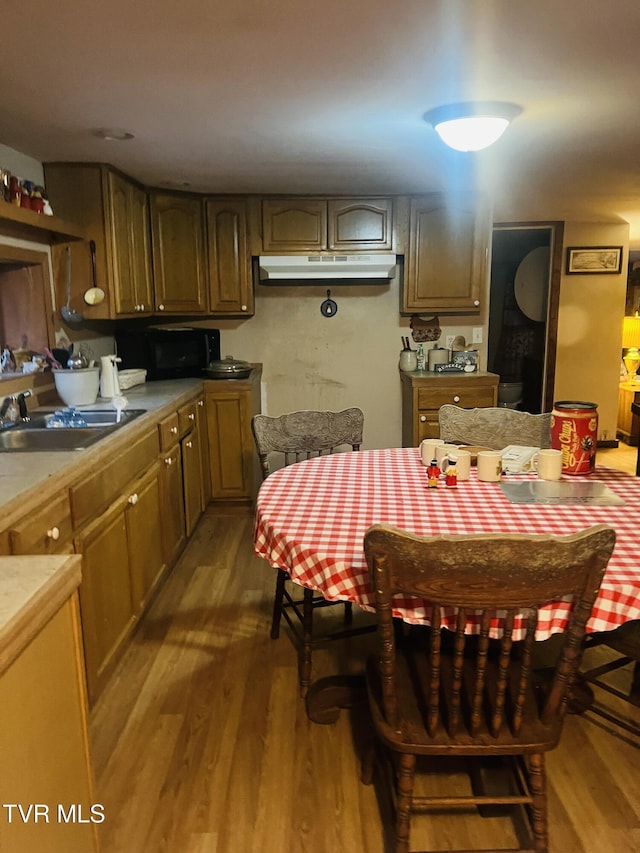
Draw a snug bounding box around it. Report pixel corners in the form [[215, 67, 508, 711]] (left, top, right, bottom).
[[597, 439, 619, 448]]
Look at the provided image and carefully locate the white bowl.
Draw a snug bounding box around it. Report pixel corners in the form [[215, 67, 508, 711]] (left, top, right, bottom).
[[53, 368, 100, 406]]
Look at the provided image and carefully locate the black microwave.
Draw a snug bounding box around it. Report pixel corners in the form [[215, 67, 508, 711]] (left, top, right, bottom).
[[114, 326, 221, 381]]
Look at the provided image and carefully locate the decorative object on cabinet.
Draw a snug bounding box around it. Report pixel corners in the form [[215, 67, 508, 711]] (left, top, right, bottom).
[[565, 246, 623, 274], [400, 371, 499, 447], [409, 313, 441, 342]]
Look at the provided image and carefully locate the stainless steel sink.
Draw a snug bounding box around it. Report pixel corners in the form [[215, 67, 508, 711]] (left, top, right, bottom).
[[0, 408, 147, 452]]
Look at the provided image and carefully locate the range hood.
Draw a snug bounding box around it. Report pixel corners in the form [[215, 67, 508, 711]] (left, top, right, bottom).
[[258, 253, 397, 282]]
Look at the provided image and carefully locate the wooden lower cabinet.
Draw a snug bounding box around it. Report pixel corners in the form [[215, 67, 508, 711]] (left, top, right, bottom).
[[182, 422, 204, 536], [0, 592, 99, 853], [159, 443, 186, 565], [401, 370, 499, 446], [197, 397, 212, 506], [205, 367, 262, 503], [617, 381, 640, 445], [75, 462, 165, 702]]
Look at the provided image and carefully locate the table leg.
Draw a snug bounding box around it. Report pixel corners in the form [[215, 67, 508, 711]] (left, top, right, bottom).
[[305, 675, 367, 724]]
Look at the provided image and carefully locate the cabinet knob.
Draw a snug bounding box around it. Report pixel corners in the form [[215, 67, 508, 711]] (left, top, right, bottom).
[[241, 304, 247, 312], [188, 412, 195, 421], [453, 395, 460, 403], [170, 426, 178, 434], [164, 456, 173, 467], [140, 304, 145, 311], [158, 304, 165, 311], [185, 440, 192, 449], [474, 300, 480, 307], [128, 493, 139, 505], [197, 399, 204, 407], [420, 415, 427, 422], [47, 526, 60, 541]]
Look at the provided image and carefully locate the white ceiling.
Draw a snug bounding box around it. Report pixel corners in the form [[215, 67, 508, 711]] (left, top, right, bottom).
[[3, 1, 640, 245]]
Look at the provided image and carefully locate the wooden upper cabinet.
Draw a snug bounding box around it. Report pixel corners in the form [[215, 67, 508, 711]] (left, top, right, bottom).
[[107, 171, 153, 315], [260, 197, 395, 252], [403, 193, 491, 315], [261, 199, 327, 251], [205, 198, 254, 316], [43, 163, 153, 320], [327, 199, 394, 250], [150, 192, 208, 314]]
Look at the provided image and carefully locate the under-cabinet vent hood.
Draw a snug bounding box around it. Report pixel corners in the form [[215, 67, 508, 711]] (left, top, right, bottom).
[[258, 253, 397, 282]]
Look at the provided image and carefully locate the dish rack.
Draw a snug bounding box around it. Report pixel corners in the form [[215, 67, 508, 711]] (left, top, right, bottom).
[[117, 368, 147, 390]]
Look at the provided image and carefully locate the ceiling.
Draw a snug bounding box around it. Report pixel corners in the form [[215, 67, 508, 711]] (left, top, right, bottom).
[[3, 1, 640, 245]]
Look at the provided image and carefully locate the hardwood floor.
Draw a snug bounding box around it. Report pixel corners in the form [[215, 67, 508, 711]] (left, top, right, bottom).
[[91, 510, 640, 853]]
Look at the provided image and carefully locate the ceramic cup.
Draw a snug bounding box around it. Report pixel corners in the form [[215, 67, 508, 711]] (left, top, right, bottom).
[[533, 448, 563, 481], [441, 449, 472, 481], [420, 438, 445, 465], [435, 443, 459, 467], [477, 450, 503, 482]]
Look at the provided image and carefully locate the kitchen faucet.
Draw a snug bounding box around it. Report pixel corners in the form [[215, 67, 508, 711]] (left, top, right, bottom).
[[0, 390, 32, 428]]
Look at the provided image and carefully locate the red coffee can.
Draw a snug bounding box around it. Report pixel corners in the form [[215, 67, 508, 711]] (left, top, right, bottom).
[[550, 401, 598, 475]]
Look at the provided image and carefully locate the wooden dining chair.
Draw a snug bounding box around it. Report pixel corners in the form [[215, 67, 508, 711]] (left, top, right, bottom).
[[252, 407, 374, 691], [579, 620, 640, 735], [438, 404, 552, 449], [362, 523, 616, 853]]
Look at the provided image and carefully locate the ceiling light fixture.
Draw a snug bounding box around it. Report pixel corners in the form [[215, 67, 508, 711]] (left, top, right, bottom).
[[93, 128, 135, 141], [424, 102, 521, 152]]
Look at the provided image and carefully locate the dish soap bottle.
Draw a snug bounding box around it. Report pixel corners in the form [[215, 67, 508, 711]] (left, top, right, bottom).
[[416, 344, 426, 372]]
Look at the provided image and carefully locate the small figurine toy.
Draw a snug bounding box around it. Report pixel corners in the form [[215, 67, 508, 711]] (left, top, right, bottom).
[[426, 458, 441, 488], [445, 455, 458, 487]]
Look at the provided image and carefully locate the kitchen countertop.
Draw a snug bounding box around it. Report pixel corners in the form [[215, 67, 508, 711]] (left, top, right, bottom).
[[0, 378, 203, 528], [0, 553, 82, 676]]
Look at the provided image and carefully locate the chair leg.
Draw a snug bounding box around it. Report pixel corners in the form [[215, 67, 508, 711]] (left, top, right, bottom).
[[299, 586, 314, 694], [395, 752, 416, 853], [344, 600, 353, 625], [527, 753, 548, 853], [270, 569, 287, 640]]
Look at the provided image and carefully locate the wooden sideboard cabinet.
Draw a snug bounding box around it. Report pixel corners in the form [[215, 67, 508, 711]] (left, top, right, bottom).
[[260, 197, 395, 252], [401, 370, 499, 446], [617, 381, 640, 445], [402, 193, 491, 315]]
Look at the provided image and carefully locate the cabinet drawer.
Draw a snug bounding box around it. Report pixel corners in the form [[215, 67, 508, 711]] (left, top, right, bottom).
[[417, 385, 496, 410], [70, 430, 159, 529], [178, 400, 197, 436], [158, 412, 180, 450], [10, 491, 73, 554]]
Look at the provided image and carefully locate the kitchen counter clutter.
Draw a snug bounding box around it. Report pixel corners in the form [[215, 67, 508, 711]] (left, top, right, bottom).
[[0, 367, 262, 702]]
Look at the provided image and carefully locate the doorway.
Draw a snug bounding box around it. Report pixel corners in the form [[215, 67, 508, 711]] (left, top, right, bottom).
[[489, 222, 564, 414]]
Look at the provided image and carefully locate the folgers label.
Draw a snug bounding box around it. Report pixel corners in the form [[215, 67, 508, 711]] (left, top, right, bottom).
[[550, 401, 598, 475]]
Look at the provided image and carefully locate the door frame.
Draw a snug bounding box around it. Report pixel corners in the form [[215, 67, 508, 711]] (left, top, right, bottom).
[[492, 220, 564, 413]]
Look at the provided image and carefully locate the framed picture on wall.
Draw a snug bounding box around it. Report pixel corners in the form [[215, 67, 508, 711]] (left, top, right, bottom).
[[565, 246, 623, 274]]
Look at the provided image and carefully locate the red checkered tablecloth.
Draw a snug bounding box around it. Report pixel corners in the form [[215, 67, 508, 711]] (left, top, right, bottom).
[[253, 448, 640, 640]]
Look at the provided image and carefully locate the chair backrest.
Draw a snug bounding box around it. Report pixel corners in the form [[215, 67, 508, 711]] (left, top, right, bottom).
[[438, 404, 552, 449], [364, 523, 615, 742], [251, 407, 364, 479]]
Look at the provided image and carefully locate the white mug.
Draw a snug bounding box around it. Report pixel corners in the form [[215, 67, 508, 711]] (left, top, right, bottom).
[[533, 448, 563, 481], [420, 438, 445, 465], [436, 443, 459, 467], [477, 450, 503, 482], [441, 449, 472, 482]]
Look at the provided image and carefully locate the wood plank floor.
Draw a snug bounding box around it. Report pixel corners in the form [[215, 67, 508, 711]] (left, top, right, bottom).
[[91, 508, 640, 853]]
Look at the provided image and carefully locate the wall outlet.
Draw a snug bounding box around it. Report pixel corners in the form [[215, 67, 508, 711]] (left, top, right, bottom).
[[445, 335, 455, 349], [472, 327, 483, 344]]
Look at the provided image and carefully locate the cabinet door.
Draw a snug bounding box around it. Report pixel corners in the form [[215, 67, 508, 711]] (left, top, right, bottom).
[[159, 444, 186, 564], [74, 500, 135, 702], [126, 463, 166, 614], [206, 198, 254, 315], [151, 193, 207, 314], [328, 198, 394, 250], [261, 199, 327, 251], [404, 194, 490, 314], [182, 426, 204, 537], [197, 397, 212, 506], [108, 171, 137, 315], [129, 182, 154, 314], [206, 389, 254, 498]]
